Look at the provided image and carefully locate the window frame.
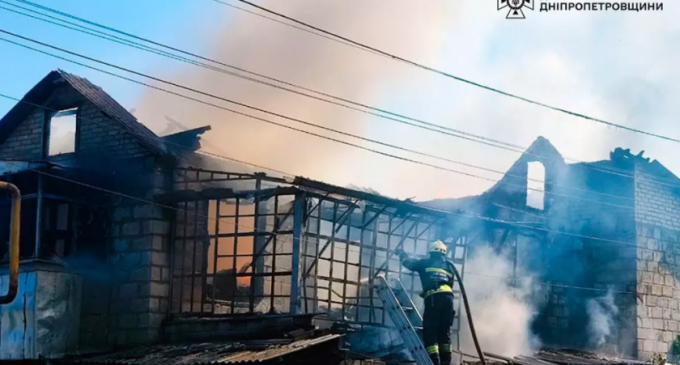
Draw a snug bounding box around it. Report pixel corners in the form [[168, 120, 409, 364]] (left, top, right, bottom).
[[43, 106, 81, 159]]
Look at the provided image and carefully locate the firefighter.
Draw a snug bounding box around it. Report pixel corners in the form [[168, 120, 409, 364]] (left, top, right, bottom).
[[396, 240, 455, 365]]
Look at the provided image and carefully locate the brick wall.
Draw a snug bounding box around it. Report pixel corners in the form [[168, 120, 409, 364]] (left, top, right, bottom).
[[634, 166, 680, 361], [77, 101, 149, 159], [72, 160, 172, 352], [524, 159, 638, 356], [0, 107, 43, 160], [90, 166, 173, 348]]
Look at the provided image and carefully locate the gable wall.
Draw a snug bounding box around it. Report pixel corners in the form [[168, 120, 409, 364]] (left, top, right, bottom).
[[0, 83, 152, 161]]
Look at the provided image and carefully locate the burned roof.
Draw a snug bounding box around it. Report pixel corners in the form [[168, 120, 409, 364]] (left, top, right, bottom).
[[60, 334, 342, 365], [0, 70, 171, 157]]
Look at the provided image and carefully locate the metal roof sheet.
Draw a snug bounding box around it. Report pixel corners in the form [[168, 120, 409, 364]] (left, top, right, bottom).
[[63, 334, 342, 365]]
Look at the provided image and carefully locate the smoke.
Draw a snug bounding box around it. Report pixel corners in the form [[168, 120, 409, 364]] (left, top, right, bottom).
[[134, 0, 453, 193], [586, 289, 619, 349], [460, 246, 540, 357]]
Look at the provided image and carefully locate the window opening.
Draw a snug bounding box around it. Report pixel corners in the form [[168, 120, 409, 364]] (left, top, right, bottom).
[[527, 161, 545, 210], [47, 108, 77, 156]]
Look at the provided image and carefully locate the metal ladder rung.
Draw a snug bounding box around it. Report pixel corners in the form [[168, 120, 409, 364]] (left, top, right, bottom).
[[376, 276, 432, 365]]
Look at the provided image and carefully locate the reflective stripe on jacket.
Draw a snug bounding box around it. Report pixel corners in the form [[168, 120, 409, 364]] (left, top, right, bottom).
[[400, 253, 455, 297]]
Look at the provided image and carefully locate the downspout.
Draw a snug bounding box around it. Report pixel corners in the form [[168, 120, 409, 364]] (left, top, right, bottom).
[[0, 181, 20, 304]]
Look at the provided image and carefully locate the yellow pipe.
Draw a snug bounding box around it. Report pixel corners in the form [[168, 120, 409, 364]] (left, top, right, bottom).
[[0, 181, 20, 304]]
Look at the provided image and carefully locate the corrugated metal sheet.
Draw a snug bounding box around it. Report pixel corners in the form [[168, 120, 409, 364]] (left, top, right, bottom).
[[0, 269, 83, 360], [64, 334, 342, 365], [534, 350, 649, 365], [462, 350, 649, 365]]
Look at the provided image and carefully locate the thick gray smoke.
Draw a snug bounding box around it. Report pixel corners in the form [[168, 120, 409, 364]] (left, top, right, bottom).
[[135, 0, 453, 193], [586, 289, 619, 349], [460, 246, 540, 357]]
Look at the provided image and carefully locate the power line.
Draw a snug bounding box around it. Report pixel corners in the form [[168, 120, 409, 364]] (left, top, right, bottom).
[[4, 0, 671, 190], [0, 89, 640, 297], [9, 2, 680, 205], [207, 0, 384, 56], [0, 0, 524, 153], [0, 89, 645, 255], [0, 4, 637, 205], [0, 3, 529, 167], [227, 0, 680, 145], [0, 30, 643, 212], [0, 33, 651, 247], [0, 96, 638, 297], [0, 92, 291, 177]]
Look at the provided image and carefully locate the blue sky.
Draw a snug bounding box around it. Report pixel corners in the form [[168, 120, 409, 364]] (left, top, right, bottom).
[[0, 0, 221, 113], [0, 0, 678, 201]]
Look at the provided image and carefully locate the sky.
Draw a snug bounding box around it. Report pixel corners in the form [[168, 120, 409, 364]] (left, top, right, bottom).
[[0, 0, 678, 202]]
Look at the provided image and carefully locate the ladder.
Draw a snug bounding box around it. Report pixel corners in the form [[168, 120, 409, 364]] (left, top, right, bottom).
[[375, 275, 433, 365]]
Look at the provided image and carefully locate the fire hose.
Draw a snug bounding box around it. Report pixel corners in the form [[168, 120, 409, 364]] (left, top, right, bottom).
[[449, 262, 487, 365]]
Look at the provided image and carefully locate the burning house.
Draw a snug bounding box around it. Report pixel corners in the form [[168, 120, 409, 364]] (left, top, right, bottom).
[[0, 70, 469, 364], [426, 137, 680, 361], [0, 70, 673, 365]]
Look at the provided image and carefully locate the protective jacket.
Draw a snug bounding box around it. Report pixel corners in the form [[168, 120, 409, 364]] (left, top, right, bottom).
[[400, 253, 455, 298]]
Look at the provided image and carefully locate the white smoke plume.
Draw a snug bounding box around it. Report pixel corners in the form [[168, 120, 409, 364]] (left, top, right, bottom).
[[586, 289, 619, 349], [460, 246, 540, 357], [134, 0, 454, 195]]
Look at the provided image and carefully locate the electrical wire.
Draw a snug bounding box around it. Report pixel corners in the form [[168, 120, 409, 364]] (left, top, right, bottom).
[[0, 30, 647, 213], [0, 1, 654, 206], [0, 103, 639, 298], [0, 3, 643, 209], [0, 33, 651, 298], [226, 0, 680, 145], [4, 0, 677, 191], [0, 1, 524, 152], [0, 95, 644, 298], [0, 31, 663, 251]]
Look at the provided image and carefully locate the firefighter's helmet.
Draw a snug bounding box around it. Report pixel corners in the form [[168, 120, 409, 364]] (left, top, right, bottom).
[[429, 240, 447, 255]]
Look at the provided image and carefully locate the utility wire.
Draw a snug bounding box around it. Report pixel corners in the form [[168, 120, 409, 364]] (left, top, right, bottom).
[[4, 0, 673, 189], [0, 90, 649, 280], [0, 38, 650, 254], [0, 0, 523, 152], [0, 30, 644, 213], [0, 92, 290, 177], [0, 96, 640, 297], [0, 97, 639, 297], [0, 94, 290, 232], [0, 4, 639, 205], [228, 0, 680, 145], [0, 4, 529, 172], [207, 0, 384, 56], [0, 29, 660, 254]]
